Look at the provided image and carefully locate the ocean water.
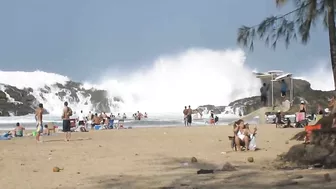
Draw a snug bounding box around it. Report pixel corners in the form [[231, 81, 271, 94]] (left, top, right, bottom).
[[0, 112, 241, 131], [0, 48, 333, 130]]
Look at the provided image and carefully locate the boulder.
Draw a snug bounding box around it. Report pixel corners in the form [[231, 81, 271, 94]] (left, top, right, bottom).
[[281, 129, 336, 168]]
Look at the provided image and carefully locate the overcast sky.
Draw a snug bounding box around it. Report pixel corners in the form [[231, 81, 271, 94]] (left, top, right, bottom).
[[0, 0, 330, 81]]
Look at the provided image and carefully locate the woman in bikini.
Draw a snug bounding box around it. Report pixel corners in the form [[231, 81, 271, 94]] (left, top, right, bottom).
[[233, 119, 257, 151]]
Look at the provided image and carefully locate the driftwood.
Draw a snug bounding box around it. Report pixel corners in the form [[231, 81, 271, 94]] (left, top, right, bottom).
[[282, 128, 336, 168], [290, 116, 334, 141]]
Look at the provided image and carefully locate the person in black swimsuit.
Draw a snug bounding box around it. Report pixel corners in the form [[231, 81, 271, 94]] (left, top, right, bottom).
[[299, 101, 306, 113]]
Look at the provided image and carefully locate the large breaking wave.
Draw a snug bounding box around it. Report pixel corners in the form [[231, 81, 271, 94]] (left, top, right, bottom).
[[0, 48, 262, 115]]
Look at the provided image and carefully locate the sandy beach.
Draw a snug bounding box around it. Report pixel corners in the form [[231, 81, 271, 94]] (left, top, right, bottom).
[[1, 124, 336, 189]]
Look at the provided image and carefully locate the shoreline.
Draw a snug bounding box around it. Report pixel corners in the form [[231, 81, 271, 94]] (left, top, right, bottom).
[[1, 124, 336, 189]]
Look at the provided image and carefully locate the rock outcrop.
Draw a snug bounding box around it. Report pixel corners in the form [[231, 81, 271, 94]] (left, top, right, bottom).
[[0, 81, 122, 116], [228, 78, 334, 115], [0, 85, 37, 116], [280, 129, 336, 168]]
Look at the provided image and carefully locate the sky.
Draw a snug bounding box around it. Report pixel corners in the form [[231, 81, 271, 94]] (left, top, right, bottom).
[[0, 0, 330, 82]]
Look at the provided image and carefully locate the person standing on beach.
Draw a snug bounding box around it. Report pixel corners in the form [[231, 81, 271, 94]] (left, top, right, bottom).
[[187, 105, 192, 126], [35, 103, 43, 142], [260, 83, 269, 106], [78, 110, 86, 128], [280, 79, 287, 98], [62, 101, 72, 141], [183, 106, 188, 126]]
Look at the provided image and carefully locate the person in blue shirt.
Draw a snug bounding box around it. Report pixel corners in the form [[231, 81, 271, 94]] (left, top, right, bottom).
[[280, 79, 287, 98]]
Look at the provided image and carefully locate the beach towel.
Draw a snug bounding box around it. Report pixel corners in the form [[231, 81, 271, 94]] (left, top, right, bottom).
[[0, 136, 10, 140], [296, 112, 305, 122]]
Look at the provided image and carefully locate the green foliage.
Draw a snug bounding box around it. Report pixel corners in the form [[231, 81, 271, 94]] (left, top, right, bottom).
[[237, 0, 330, 50]]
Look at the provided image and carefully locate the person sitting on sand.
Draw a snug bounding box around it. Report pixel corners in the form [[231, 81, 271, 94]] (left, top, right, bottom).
[[2, 131, 12, 139], [102, 117, 110, 129], [75, 123, 89, 132], [233, 119, 257, 151], [43, 124, 49, 135], [13, 122, 25, 137]]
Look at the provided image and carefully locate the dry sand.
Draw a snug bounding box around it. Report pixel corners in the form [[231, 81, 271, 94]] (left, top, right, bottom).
[[1, 124, 336, 189]]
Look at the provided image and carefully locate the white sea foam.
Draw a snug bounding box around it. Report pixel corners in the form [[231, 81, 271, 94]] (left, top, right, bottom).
[[0, 48, 262, 118], [89, 48, 262, 113]]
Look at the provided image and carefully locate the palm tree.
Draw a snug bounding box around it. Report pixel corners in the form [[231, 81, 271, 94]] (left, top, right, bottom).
[[237, 0, 336, 90]]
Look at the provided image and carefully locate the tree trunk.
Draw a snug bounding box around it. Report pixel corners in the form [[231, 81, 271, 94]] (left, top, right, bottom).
[[327, 0, 336, 91]]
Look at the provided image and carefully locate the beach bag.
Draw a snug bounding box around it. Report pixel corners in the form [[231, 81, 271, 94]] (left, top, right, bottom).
[[68, 107, 73, 116], [249, 135, 257, 151]]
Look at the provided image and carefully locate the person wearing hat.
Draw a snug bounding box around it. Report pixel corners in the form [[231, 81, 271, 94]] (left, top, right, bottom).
[[299, 101, 306, 113]]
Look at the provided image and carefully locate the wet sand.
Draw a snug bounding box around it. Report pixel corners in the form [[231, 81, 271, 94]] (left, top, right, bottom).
[[1, 124, 336, 189]]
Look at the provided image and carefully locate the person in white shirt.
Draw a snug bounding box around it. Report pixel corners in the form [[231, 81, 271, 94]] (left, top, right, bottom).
[[78, 110, 86, 126]]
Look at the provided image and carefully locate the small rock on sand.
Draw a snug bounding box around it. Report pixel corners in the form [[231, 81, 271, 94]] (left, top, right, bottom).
[[191, 157, 198, 163], [53, 167, 61, 172], [324, 173, 332, 182]]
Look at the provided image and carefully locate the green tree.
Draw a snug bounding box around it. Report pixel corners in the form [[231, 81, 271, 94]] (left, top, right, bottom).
[[237, 0, 336, 90]]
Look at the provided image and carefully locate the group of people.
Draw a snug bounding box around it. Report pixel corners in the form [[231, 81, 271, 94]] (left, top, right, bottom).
[[132, 111, 148, 120], [183, 106, 193, 126], [183, 106, 220, 126], [1, 122, 26, 139], [34, 101, 74, 142], [260, 79, 288, 106], [5, 102, 151, 143]]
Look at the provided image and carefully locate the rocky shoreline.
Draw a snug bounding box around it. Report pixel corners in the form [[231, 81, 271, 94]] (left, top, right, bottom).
[[198, 78, 334, 115], [0, 77, 333, 117], [0, 81, 122, 117]]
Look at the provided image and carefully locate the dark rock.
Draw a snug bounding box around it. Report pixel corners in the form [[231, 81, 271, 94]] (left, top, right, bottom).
[[191, 157, 198, 163], [324, 173, 332, 182], [247, 157, 254, 163], [280, 129, 336, 168], [198, 78, 333, 116], [228, 78, 334, 115], [196, 169, 214, 174], [0, 80, 123, 116], [315, 116, 334, 129]]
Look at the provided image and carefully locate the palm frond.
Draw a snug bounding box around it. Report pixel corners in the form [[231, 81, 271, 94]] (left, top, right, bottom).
[[237, 0, 326, 51]]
